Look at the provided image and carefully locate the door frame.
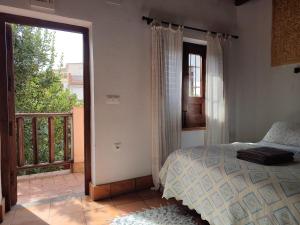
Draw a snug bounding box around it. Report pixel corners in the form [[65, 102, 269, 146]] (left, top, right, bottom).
[[0, 13, 92, 202]]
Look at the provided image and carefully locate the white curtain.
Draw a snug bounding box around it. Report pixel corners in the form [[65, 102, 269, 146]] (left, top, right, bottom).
[[151, 25, 183, 189], [205, 34, 229, 145]]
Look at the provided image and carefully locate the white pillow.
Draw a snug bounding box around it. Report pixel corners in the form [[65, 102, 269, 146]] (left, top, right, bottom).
[[263, 121, 300, 147]]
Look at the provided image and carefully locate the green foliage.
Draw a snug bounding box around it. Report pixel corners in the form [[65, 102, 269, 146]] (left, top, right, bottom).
[[13, 25, 80, 175], [13, 25, 78, 113]]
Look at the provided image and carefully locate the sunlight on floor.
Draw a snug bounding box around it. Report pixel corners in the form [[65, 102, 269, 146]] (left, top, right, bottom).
[[6, 175, 208, 225], [3, 190, 184, 225], [17, 173, 84, 205]]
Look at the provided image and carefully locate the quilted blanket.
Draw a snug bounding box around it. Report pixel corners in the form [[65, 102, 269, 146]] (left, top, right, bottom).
[[160, 143, 300, 225]]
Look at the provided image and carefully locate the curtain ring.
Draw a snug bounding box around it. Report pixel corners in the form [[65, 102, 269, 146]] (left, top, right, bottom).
[[206, 31, 211, 38], [151, 19, 162, 28]]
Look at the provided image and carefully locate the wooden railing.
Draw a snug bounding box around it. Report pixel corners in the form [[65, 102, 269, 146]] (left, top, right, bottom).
[[15, 113, 73, 171]]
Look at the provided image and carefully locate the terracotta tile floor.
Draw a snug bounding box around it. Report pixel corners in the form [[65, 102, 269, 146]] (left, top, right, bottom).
[[5, 187, 210, 225], [17, 173, 84, 205]]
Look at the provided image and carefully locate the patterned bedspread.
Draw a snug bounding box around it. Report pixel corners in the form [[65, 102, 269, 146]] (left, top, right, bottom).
[[160, 143, 300, 225]]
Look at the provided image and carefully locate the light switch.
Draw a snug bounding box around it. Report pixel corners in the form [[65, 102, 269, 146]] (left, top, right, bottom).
[[30, 0, 55, 12], [106, 95, 120, 104]]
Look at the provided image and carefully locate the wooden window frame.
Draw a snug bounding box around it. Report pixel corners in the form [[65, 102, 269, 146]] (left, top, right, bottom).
[[182, 42, 207, 130], [0, 13, 92, 205]]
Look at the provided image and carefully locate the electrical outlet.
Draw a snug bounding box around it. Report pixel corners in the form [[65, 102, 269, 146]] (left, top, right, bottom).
[[106, 95, 120, 105], [114, 142, 122, 151]]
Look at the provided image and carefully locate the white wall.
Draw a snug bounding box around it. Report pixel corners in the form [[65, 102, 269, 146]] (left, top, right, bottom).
[[181, 130, 205, 148], [0, 0, 237, 185], [231, 0, 300, 142]]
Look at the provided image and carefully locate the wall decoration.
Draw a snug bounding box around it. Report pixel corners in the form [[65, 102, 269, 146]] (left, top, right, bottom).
[[272, 0, 300, 66]]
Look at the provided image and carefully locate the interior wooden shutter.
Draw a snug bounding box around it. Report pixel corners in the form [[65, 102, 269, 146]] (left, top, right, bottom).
[[0, 23, 17, 212], [6, 24, 17, 207]]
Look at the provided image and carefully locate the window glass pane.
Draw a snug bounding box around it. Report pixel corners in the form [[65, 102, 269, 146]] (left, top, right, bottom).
[[190, 54, 196, 66], [188, 53, 202, 97], [196, 55, 201, 67], [195, 87, 201, 96], [196, 67, 201, 86], [189, 66, 194, 96], [189, 67, 195, 77]]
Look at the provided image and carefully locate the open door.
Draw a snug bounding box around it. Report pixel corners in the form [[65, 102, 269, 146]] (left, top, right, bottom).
[[0, 23, 17, 211], [0, 13, 91, 210]]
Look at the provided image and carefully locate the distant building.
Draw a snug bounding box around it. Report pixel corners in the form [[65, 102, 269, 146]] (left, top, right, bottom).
[[60, 63, 83, 100]]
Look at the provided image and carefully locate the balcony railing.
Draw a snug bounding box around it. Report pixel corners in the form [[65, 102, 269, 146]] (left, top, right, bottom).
[[15, 112, 74, 171]]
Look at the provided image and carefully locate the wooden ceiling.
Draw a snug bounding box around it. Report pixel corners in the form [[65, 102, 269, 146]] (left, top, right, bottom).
[[235, 0, 251, 6]]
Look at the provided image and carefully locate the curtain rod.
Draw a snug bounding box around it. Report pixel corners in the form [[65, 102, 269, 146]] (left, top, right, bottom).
[[142, 16, 239, 39]]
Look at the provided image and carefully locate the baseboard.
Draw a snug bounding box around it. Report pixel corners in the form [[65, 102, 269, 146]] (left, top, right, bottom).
[[17, 169, 71, 181], [0, 198, 5, 223], [89, 175, 153, 201]]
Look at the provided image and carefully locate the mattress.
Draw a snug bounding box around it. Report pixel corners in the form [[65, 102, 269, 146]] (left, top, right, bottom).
[[159, 142, 300, 225]]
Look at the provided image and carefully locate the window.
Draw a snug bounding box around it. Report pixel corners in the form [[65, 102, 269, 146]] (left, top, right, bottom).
[[182, 42, 207, 129]]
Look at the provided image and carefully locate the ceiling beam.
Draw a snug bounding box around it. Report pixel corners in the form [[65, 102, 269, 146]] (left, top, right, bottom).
[[235, 0, 251, 6]]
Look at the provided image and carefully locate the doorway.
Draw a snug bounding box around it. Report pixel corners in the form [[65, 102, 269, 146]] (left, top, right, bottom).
[[0, 13, 91, 211]]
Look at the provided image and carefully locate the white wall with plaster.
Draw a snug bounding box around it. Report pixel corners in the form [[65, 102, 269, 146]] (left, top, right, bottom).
[[231, 0, 300, 143]]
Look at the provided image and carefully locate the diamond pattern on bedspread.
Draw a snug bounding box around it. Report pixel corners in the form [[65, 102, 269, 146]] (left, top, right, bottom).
[[273, 207, 299, 225], [280, 182, 300, 197], [242, 192, 262, 214], [258, 184, 281, 205], [160, 144, 300, 225], [249, 171, 269, 184]]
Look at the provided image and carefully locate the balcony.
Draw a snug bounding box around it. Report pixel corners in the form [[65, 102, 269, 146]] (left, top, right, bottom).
[[16, 107, 84, 205], [16, 112, 73, 171]]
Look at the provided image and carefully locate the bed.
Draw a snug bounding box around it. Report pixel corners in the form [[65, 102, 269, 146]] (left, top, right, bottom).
[[159, 122, 300, 225]]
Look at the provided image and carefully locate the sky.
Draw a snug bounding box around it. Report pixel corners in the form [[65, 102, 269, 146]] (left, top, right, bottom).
[[53, 30, 83, 69]]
